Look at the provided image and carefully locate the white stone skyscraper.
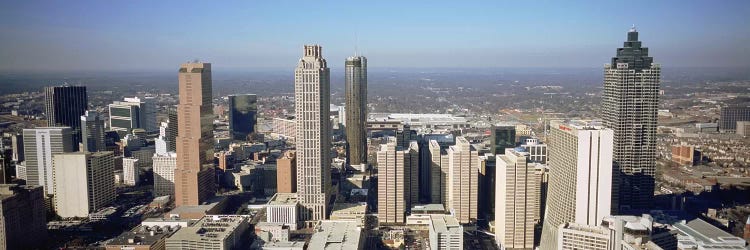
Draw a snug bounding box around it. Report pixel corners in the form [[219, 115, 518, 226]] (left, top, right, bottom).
[[22, 127, 74, 195], [602, 26, 660, 212], [447, 136, 478, 224], [294, 45, 331, 224], [345, 55, 367, 168], [540, 120, 613, 250], [495, 148, 540, 249]]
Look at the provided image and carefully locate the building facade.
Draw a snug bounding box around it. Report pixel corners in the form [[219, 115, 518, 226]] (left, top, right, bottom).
[[44, 85, 88, 148], [429, 215, 463, 250], [447, 137, 478, 224], [228, 94, 258, 140], [345, 55, 368, 167], [490, 125, 516, 155], [495, 148, 539, 250], [0, 184, 47, 250], [152, 152, 176, 197], [602, 27, 660, 211], [540, 121, 613, 250], [294, 45, 332, 224], [719, 106, 750, 132], [377, 138, 418, 224], [276, 151, 296, 193], [53, 152, 115, 218], [174, 62, 216, 206], [22, 127, 74, 195], [80, 110, 105, 152], [108, 97, 157, 135]]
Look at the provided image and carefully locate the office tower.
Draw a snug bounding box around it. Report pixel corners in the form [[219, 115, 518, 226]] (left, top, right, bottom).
[[108, 97, 158, 135], [294, 45, 331, 223], [495, 148, 539, 249], [447, 137, 478, 224], [520, 138, 547, 164], [174, 62, 216, 206], [345, 55, 367, 167], [490, 125, 516, 155], [277, 151, 297, 193], [81, 110, 105, 152], [540, 121, 613, 250], [0, 184, 47, 250], [122, 157, 140, 186], [22, 127, 74, 195], [10, 133, 23, 162], [228, 94, 258, 140], [602, 26, 659, 212], [719, 106, 750, 131], [428, 215, 464, 250], [396, 125, 417, 148], [166, 107, 178, 151], [0, 149, 11, 184], [377, 138, 418, 224], [427, 140, 449, 205], [44, 85, 88, 148], [478, 153, 496, 222], [53, 151, 115, 218], [152, 152, 176, 197]]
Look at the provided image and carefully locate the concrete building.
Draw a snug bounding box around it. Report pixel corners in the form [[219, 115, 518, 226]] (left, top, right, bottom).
[[165, 215, 249, 250], [271, 117, 296, 143], [308, 220, 364, 250], [53, 151, 115, 218], [44, 85, 88, 149], [671, 145, 699, 166], [10, 133, 23, 163], [152, 152, 176, 197], [673, 218, 748, 250], [105, 224, 179, 250], [447, 137, 478, 224], [736, 121, 750, 137], [174, 62, 216, 207], [22, 127, 74, 195], [490, 125, 516, 155], [267, 193, 299, 229], [540, 120, 613, 250], [429, 215, 463, 250], [123, 157, 140, 186], [0, 184, 47, 250], [228, 94, 258, 140], [557, 223, 611, 250], [377, 137, 418, 224], [294, 45, 331, 224], [520, 138, 547, 164], [368, 113, 469, 131], [81, 110, 105, 152], [109, 97, 157, 135], [330, 202, 367, 226], [602, 27, 660, 211], [345, 55, 368, 167], [719, 106, 750, 132], [276, 151, 296, 193], [495, 148, 540, 249], [426, 139, 450, 205]]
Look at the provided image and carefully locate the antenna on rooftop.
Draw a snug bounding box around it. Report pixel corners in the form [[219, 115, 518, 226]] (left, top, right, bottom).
[[354, 32, 359, 57]]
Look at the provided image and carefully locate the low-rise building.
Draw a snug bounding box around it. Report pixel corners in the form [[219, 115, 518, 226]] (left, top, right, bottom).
[[330, 202, 367, 226], [266, 193, 299, 229], [106, 224, 179, 250], [308, 220, 364, 250], [428, 214, 463, 250], [165, 215, 250, 250]]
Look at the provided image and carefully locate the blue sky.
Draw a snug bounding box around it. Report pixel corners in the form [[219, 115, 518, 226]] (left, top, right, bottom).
[[0, 1, 748, 72]]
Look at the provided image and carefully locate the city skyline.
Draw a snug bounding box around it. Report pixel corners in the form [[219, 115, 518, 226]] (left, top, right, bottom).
[[1, 1, 749, 72]]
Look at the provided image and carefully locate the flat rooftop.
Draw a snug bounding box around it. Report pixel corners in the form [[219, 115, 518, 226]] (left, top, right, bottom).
[[331, 202, 367, 215], [309, 221, 363, 250], [268, 193, 298, 206], [430, 215, 462, 234], [107, 225, 176, 247], [167, 215, 248, 242], [411, 204, 446, 214]]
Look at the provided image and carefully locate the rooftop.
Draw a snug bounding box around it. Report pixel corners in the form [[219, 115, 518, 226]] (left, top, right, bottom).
[[308, 221, 363, 250], [673, 218, 748, 247], [107, 225, 176, 247], [167, 215, 248, 242], [268, 193, 298, 206], [331, 202, 367, 215], [429, 215, 462, 234], [411, 204, 446, 214]]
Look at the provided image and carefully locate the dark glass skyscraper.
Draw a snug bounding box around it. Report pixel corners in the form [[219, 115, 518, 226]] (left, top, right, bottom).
[[228, 94, 258, 140], [490, 125, 515, 155], [45, 85, 88, 149], [345, 56, 367, 167], [602, 26, 660, 212], [718, 106, 750, 131]]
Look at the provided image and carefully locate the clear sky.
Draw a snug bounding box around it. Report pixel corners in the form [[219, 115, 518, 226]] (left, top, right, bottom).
[[1, 0, 748, 72]]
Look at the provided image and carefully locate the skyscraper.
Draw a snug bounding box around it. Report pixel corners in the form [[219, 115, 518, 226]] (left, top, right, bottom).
[[276, 151, 297, 193], [447, 136, 478, 224], [345, 55, 367, 167], [539, 120, 613, 250], [295, 45, 332, 224], [377, 137, 419, 225], [152, 152, 176, 197], [0, 184, 47, 250], [22, 127, 74, 195], [228, 94, 258, 140], [495, 148, 540, 250], [718, 106, 750, 132], [81, 110, 105, 152], [602, 26, 660, 212], [490, 125, 516, 155], [174, 62, 216, 206], [45, 85, 88, 149], [53, 151, 115, 218], [108, 97, 158, 135]]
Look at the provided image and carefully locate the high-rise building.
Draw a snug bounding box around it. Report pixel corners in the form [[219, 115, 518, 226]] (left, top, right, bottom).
[[53, 151, 115, 218], [81, 110, 105, 152], [166, 106, 178, 151], [377, 137, 418, 224], [478, 153, 496, 222], [45, 85, 87, 150], [108, 97, 158, 135], [426, 139, 449, 205], [22, 127, 74, 195], [0, 184, 47, 250], [122, 157, 140, 186], [495, 148, 540, 249], [276, 151, 296, 193], [10, 133, 23, 162], [174, 62, 216, 206], [294, 45, 331, 224], [447, 137, 478, 224], [719, 106, 750, 132], [540, 121, 613, 250], [152, 152, 176, 197], [345, 55, 367, 167], [228, 94, 258, 140], [602, 26, 660, 212], [490, 125, 516, 155]]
